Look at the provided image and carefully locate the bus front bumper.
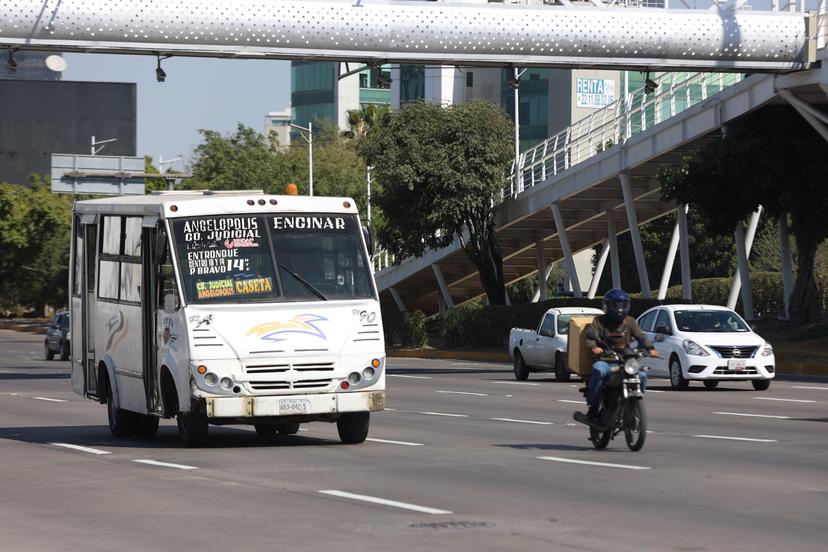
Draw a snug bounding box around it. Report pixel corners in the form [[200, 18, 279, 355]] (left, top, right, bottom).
[[205, 390, 385, 419]]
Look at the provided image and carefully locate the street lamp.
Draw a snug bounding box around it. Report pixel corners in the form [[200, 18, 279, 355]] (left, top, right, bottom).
[[289, 121, 313, 196], [508, 67, 527, 170], [91, 136, 117, 155], [366, 165, 373, 225], [158, 155, 183, 191]]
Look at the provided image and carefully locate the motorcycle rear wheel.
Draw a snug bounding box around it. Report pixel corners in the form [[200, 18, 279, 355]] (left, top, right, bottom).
[[590, 424, 611, 449], [624, 399, 647, 451]]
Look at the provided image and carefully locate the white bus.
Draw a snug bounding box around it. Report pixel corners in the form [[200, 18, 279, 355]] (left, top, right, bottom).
[[69, 191, 385, 446]]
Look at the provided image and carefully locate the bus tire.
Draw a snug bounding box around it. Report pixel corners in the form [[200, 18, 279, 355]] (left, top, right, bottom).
[[277, 422, 300, 435], [106, 379, 136, 438], [177, 404, 208, 447], [134, 414, 159, 439], [337, 412, 369, 444]]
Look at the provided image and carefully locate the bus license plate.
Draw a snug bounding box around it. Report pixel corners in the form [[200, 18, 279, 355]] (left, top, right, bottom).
[[279, 399, 310, 415], [727, 359, 746, 372]]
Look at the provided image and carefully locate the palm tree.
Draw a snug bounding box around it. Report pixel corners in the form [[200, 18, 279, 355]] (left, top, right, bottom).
[[344, 104, 391, 139]]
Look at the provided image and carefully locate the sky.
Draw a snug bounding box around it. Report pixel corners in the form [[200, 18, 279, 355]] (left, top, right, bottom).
[[63, 53, 291, 171]]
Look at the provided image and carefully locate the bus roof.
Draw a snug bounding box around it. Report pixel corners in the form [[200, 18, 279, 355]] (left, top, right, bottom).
[[73, 191, 360, 218]]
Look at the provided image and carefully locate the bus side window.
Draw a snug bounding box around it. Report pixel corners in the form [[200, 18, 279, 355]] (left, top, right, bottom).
[[158, 246, 180, 312]]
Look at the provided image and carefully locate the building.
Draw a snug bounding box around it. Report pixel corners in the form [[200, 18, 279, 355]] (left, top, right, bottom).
[[264, 109, 291, 147]]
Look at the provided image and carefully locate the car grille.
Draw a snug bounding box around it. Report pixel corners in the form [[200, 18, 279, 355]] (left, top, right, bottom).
[[709, 345, 758, 358], [243, 361, 335, 393], [713, 366, 758, 375]]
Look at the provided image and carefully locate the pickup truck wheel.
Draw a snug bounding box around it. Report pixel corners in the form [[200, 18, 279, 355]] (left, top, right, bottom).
[[513, 350, 529, 381], [554, 353, 571, 382]]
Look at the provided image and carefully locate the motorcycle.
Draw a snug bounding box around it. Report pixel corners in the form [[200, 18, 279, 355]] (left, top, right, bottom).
[[573, 331, 651, 452]]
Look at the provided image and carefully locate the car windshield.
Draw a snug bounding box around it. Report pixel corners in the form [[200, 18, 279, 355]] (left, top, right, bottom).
[[557, 313, 595, 335], [171, 213, 373, 304], [673, 310, 750, 333]]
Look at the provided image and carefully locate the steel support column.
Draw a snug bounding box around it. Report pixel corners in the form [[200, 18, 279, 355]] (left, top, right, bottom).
[[677, 204, 692, 301], [551, 203, 582, 298], [733, 224, 755, 320], [778, 217, 794, 320], [607, 209, 621, 290], [534, 239, 548, 302], [588, 240, 610, 299], [532, 263, 556, 303], [727, 207, 762, 313], [620, 174, 652, 298], [779, 89, 828, 143], [388, 286, 406, 313], [431, 264, 454, 311], [657, 220, 681, 300]]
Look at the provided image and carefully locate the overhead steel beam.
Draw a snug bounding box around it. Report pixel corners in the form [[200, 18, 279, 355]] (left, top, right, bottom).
[[0, 0, 814, 72]]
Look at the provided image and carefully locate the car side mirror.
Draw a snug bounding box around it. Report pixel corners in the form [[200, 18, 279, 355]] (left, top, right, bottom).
[[654, 333, 666, 343], [655, 325, 671, 336], [539, 328, 553, 337]]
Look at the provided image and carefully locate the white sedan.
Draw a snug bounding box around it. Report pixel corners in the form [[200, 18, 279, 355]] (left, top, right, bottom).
[[637, 304, 775, 391]]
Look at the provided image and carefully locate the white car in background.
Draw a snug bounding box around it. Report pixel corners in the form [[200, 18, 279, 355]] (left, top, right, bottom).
[[637, 304, 775, 391], [508, 307, 604, 381]]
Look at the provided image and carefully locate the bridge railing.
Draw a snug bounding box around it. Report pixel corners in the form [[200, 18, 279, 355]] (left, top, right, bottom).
[[505, 71, 745, 198]]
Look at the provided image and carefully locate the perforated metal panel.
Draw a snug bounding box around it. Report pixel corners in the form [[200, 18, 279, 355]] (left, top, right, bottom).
[[0, 0, 812, 71]]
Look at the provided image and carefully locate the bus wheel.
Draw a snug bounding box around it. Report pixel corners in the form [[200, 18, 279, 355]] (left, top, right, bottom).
[[277, 422, 300, 435], [177, 406, 208, 447], [134, 414, 159, 439], [337, 412, 369, 444], [106, 383, 136, 438], [254, 424, 277, 438]]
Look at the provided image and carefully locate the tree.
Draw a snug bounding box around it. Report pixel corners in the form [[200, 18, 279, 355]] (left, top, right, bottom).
[[358, 100, 514, 305], [344, 104, 390, 139], [660, 106, 828, 325], [0, 178, 72, 312]]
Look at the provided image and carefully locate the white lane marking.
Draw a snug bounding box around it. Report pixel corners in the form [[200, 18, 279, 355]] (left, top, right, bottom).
[[319, 490, 452, 515], [133, 459, 198, 470], [388, 374, 432, 380], [490, 417, 552, 425], [420, 411, 468, 418], [538, 456, 651, 470], [436, 390, 488, 397], [366, 437, 424, 446], [49, 443, 111, 455], [565, 423, 577, 427], [713, 411, 791, 419], [646, 390, 666, 393], [694, 434, 777, 443], [32, 396, 67, 403], [753, 397, 816, 404], [491, 381, 540, 386], [384, 407, 397, 411], [556, 399, 584, 404], [790, 386, 828, 391]]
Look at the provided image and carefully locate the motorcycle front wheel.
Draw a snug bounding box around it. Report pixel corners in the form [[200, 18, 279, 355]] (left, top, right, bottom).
[[623, 399, 647, 451]]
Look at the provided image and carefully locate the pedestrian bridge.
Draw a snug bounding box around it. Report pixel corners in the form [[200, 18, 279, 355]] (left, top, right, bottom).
[[374, 45, 828, 315]]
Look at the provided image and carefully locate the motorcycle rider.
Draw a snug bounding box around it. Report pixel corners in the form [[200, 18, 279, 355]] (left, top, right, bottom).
[[581, 288, 658, 423]]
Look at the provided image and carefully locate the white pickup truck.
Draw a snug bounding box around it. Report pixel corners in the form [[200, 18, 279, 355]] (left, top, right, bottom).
[[508, 307, 603, 381]]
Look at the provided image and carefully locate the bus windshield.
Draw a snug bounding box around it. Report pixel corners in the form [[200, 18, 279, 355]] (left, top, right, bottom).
[[172, 213, 374, 304]]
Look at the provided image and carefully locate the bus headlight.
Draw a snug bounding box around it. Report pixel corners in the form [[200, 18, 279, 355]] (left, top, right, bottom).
[[219, 377, 234, 390], [203, 372, 218, 386], [624, 358, 640, 375], [348, 372, 361, 384], [362, 367, 375, 379]]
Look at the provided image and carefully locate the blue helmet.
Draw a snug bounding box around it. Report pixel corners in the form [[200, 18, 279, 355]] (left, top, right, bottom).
[[603, 288, 630, 322]]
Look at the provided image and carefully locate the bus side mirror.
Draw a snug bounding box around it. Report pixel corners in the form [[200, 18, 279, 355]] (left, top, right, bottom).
[[154, 231, 168, 265], [164, 293, 177, 312], [362, 224, 375, 258]]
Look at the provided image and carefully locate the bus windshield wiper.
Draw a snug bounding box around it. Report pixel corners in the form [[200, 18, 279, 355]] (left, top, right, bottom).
[[279, 264, 328, 301]]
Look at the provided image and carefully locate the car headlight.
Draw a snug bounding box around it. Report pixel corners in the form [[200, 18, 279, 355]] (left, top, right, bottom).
[[683, 340, 709, 356], [624, 358, 640, 375], [761, 343, 773, 356]]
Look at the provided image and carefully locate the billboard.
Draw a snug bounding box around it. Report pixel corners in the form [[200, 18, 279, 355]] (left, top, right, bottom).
[[575, 78, 616, 109]]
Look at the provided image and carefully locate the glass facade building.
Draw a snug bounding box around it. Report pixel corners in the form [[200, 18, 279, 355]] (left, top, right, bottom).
[[291, 61, 337, 128]]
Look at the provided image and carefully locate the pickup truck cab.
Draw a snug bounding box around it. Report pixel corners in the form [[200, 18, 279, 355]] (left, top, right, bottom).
[[509, 307, 603, 381]]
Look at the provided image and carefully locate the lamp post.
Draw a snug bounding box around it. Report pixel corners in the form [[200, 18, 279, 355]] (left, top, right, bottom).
[[508, 68, 527, 172], [366, 165, 373, 225], [289, 121, 313, 196], [91, 136, 117, 155], [158, 155, 183, 191]]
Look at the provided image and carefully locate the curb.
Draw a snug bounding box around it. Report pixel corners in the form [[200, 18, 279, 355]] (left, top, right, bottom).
[[388, 348, 828, 377]]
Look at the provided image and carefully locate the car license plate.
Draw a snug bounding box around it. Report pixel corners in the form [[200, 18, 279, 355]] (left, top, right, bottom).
[[279, 399, 310, 415], [727, 359, 747, 372]]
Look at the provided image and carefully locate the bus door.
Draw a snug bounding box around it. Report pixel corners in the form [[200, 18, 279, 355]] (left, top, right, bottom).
[[141, 218, 162, 415], [81, 216, 99, 398]]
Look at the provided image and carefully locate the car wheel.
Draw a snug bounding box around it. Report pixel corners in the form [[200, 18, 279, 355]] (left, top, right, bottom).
[[513, 350, 529, 381], [703, 380, 719, 390], [60, 340, 70, 361], [554, 352, 571, 382], [752, 379, 771, 391], [337, 412, 370, 444], [669, 357, 689, 390], [45, 341, 54, 361]]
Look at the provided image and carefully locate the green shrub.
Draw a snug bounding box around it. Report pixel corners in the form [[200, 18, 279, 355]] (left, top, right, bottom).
[[400, 310, 428, 347]]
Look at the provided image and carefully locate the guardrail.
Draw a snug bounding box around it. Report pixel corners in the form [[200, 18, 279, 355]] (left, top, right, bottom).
[[505, 71, 745, 198]]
